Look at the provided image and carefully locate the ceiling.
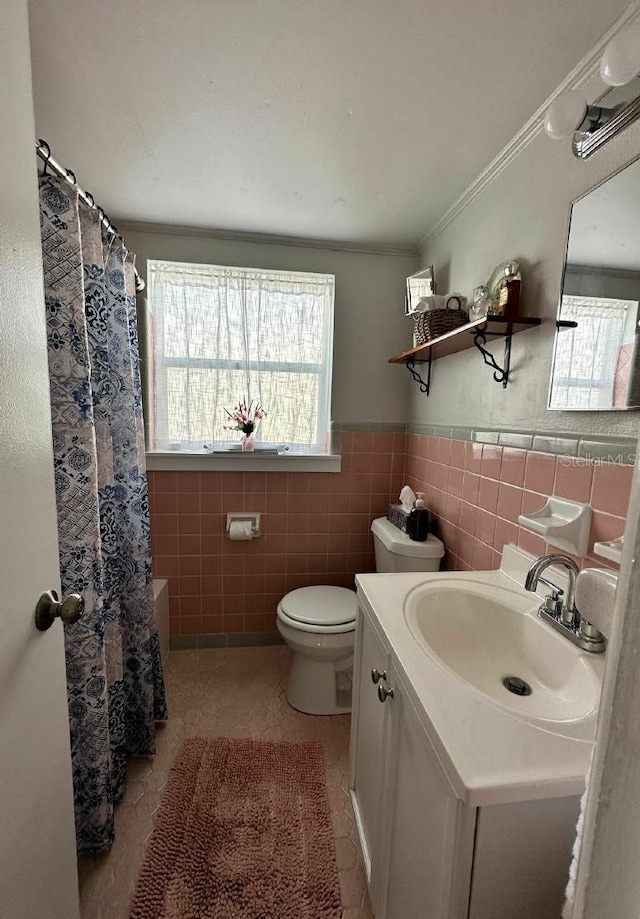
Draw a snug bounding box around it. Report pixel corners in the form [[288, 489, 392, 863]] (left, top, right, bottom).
[[28, 0, 630, 248]]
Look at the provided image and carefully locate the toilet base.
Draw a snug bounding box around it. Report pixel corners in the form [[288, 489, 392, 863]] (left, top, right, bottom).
[[285, 652, 353, 716]]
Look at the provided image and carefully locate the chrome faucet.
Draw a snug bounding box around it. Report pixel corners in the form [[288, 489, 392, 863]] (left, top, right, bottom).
[[525, 554, 578, 624], [524, 554, 605, 653]]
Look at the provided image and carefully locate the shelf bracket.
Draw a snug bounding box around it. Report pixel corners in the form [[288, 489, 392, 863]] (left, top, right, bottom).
[[405, 353, 432, 395], [472, 327, 512, 388]]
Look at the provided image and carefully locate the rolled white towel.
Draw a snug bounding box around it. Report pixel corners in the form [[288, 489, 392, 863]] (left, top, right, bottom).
[[562, 762, 591, 919]]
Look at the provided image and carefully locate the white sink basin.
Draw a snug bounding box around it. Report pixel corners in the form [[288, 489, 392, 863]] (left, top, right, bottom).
[[403, 577, 601, 727]]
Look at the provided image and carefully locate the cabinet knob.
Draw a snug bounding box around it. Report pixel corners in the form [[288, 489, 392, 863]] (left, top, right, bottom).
[[378, 684, 394, 703], [371, 667, 387, 685]]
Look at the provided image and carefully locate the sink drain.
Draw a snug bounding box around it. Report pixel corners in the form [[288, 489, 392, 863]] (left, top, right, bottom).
[[502, 676, 532, 697]]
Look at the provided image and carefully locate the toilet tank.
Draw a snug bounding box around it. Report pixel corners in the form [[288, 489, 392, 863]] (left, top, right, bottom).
[[371, 517, 444, 572]]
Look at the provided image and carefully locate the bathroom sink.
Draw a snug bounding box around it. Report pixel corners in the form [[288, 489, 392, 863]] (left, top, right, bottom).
[[403, 578, 600, 726]]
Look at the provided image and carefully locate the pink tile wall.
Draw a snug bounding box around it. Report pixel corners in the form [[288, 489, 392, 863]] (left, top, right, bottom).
[[148, 431, 406, 637], [405, 434, 632, 574], [149, 430, 633, 639]]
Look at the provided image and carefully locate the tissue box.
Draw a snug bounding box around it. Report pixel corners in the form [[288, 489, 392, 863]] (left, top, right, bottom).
[[387, 503, 410, 533]]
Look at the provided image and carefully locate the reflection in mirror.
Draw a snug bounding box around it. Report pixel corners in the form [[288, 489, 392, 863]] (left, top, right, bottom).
[[549, 158, 640, 410]]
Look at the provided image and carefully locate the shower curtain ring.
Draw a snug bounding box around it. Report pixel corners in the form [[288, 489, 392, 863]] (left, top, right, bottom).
[[85, 191, 95, 208], [65, 168, 77, 185]]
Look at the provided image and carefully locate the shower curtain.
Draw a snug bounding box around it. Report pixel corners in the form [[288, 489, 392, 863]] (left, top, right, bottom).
[[39, 174, 167, 853]]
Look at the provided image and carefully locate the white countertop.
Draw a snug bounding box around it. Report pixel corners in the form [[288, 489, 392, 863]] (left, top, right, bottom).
[[355, 545, 605, 808]]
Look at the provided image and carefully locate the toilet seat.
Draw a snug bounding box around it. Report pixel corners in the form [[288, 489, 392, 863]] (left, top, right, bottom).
[[277, 586, 357, 634]]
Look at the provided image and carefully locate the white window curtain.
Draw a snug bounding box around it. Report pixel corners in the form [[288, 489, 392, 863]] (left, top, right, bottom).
[[552, 295, 633, 409], [147, 260, 335, 452]]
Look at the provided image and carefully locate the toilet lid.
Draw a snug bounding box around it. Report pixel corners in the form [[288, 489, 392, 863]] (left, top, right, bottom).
[[280, 586, 357, 627]]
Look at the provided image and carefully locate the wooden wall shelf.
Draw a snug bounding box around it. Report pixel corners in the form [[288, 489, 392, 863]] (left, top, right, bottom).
[[389, 316, 542, 395], [389, 316, 541, 364]]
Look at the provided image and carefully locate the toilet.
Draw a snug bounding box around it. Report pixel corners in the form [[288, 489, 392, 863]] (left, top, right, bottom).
[[276, 517, 445, 715]]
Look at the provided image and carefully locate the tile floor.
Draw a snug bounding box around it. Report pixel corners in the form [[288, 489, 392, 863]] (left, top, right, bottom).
[[78, 647, 373, 919]]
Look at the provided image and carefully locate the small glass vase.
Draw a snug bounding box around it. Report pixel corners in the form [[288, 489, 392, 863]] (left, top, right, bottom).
[[241, 431, 256, 452]]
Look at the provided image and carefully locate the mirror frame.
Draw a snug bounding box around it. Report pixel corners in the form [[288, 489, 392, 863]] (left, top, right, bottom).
[[405, 266, 435, 316]]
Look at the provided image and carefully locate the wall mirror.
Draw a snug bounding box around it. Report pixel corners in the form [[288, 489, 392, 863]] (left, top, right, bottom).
[[549, 157, 640, 410], [405, 266, 435, 315]]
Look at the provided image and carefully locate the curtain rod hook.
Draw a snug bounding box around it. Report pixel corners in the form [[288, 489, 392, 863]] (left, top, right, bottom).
[[38, 139, 51, 175]]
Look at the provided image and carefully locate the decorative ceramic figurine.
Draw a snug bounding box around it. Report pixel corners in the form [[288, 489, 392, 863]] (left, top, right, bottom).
[[470, 285, 491, 319], [486, 260, 521, 318]]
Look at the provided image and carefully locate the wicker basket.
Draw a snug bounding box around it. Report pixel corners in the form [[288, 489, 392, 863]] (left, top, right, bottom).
[[413, 307, 469, 344]]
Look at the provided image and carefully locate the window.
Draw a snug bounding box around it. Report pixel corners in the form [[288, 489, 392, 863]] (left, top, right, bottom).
[[147, 260, 334, 452]]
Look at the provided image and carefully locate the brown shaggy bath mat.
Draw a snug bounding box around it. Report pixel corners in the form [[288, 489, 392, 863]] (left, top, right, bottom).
[[129, 737, 342, 919]]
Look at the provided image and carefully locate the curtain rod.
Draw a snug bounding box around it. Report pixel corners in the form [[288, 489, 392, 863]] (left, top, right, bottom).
[[35, 139, 145, 292]]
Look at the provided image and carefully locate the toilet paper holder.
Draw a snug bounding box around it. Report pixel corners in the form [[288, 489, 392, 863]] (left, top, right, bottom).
[[226, 512, 261, 538]]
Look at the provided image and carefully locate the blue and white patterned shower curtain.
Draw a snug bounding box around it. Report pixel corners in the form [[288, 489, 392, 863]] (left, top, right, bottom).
[[39, 174, 167, 853]]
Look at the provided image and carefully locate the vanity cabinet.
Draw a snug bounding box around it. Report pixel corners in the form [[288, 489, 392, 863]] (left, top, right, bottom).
[[350, 605, 581, 919]]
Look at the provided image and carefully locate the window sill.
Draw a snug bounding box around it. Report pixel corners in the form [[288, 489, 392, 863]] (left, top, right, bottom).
[[145, 451, 342, 473]]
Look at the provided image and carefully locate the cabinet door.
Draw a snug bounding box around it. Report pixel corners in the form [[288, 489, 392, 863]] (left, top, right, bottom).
[[380, 675, 475, 919], [350, 611, 391, 891]]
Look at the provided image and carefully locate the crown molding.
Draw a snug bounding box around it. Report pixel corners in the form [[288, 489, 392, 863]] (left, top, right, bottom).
[[117, 218, 419, 259], [421, 2, 640, 249]]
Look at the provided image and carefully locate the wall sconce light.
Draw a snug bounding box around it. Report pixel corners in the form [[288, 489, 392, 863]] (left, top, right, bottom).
[[544, 18, 640, 158]]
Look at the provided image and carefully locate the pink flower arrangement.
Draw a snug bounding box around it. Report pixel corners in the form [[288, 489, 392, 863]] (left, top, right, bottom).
[[223, 398, 266, 437]]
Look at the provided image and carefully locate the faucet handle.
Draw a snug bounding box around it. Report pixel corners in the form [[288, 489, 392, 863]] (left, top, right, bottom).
[[578, 618, 604, 642], [536, 577, 564, 615]]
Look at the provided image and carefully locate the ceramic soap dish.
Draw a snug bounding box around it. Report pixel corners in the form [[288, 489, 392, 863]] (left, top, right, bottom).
[[593, 535, 624, 565], [518, 497, 592, 558]]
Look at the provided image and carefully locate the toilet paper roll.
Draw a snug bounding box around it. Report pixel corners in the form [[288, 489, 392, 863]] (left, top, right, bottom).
[[228, 520, 253, 541]]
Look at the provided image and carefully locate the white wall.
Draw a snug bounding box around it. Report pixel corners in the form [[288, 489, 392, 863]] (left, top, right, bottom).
[[573, 462, 640, 917], [122, 224, 418, 426], [414, 98, 640, 439]]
